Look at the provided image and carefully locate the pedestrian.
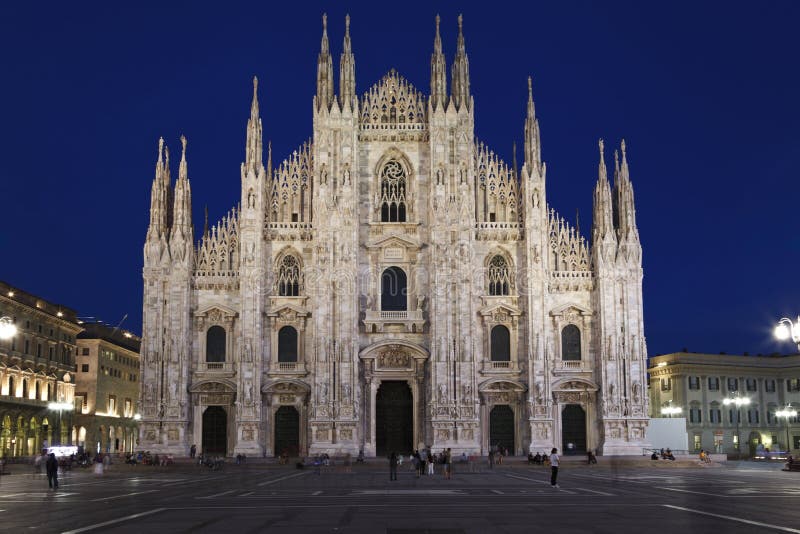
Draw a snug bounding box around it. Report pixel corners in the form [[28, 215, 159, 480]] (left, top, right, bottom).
[[190, 444, 196, 459], [550, 447, 560, 488], [389, 451, 398, 481], [412, 450, 421, 478], [46, 453, 59, 490], [587, 449, 597, 464], [488, 447, 494, 469], [427, 448, 435, 476], [444, 448, 452, 480]]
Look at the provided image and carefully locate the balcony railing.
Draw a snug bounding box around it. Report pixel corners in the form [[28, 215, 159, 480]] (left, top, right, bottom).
[[363, 309, 425, 333], [491, 361, 511, 369], [199, 362, 234, 373]]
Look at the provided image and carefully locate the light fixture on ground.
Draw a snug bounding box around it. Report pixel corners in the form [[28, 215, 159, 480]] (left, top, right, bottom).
[[48, 401, 74, 446], [775, 316, 800, 350], [776, 404, 797, 454], [0, 316, 17, 340], [723, 394, 750, 457]]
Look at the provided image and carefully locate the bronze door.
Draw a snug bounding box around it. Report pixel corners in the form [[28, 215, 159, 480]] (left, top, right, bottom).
[[561, 404, 586, 454], [489, 405, 515, 453], [274, 406, 300, 456], [376, 381, 413, 456], [202, 406, 227, 455]]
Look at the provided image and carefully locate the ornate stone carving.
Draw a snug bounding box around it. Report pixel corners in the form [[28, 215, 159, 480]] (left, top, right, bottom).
[[378, 349, 410, 368]]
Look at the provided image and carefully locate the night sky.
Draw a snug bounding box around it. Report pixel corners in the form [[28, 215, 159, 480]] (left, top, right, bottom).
[[2, 1, 798, 357]]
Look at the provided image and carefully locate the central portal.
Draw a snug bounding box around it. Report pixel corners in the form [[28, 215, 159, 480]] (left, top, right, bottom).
[[561, 404, 587, 455], [376, 380, 413, 456], [202, 406, 228, 455], [274, 406, 300, 456]]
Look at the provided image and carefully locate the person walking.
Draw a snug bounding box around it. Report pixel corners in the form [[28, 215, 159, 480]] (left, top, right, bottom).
[[443, 448, 452, 480], [190, 444, 196, 459], [389, 451, 398, 481], [549, 447, 560, 488], [46, 453, 59, 490], [427, 448, 435, 476], [488, 447, 494, 469]]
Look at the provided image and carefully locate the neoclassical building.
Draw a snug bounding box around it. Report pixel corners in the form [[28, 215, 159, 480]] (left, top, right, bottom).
[[139, 15, 649, 457]]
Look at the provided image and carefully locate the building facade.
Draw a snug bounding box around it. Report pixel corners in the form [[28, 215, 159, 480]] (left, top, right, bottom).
[[648, 352, 800, 455], [139, 15, 649, 457], [74, 323, 141, 454], [0, 281, 80, 457]]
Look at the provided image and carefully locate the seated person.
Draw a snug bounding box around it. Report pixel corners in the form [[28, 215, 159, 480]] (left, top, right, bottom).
[[534, 452, 542, 464], [651, 451, 659, 460], [528, 452, 535, 464]]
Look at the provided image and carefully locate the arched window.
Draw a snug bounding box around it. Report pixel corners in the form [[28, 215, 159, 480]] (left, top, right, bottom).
[[379, 160, 407, 222], [488, 255, 510, 295], [278, 326, 298, 362], [206, 326, 226, 363], [7, 376, 14, 397], [381, 267, 407, 311], [491, 325, 511, 361], [561, 325, 581, 361], [277, 255, 301, 296]]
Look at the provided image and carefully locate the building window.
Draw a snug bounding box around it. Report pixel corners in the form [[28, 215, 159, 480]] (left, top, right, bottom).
[[379, 159, 407, 222], [561, 325, 581, 361], [206, 326, 226, 363], [660, 378, 672, 392], [689, 406, 702, 423], [745, 378, 757, 392], [767, 406, 776, 425], [81, 364, 89, 372], [277, 326, 298, 363], [277, 255, 301, 296], [24, 339, 29, 354], [748, 408, 759, 424], [693, 435, 701, 451], [487, 255, 510, 296], [380, 267, 407, 311], [727, 378, 738, 391], [124, 398, 132, 417], [765, 379, 776, 392], [49, 346, 54, 359], [729, 409, 741, 424], [688, 376, 700, 390], [7, 376, 15, 397], [490, 325, 511, 361], [108, 395, 117, 416], [709, 404, 721, 423], [787, 378, 800, 392], [82, 348, 90, 356], [37, 343, 42, 357]]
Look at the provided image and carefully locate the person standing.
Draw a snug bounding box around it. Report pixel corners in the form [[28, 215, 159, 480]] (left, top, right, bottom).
[[444, 448, 452, 480], [190, 444, 196, 459], [549, 447, 560, 488], [389, 451, 398, 481], [488, 447, 494, 469], [46, 453, 59, 490]]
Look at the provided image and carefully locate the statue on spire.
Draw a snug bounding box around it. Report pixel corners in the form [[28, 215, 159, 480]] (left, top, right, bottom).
[[450, 14, 470, 111], [430, 14, 447, 110], [316, 13, 334, 110]]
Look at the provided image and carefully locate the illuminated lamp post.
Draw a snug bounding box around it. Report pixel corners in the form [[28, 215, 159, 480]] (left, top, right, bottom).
[[774, 317, 800, 351], [776, 405, 797, 454], [723, 394, 750, 458]]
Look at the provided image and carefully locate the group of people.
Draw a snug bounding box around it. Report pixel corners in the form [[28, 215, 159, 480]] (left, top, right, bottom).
[[527, 451, 550, 465], [698, 449, 712, 463], [650, 448, 676, 461], [389, 448, 454, 479]]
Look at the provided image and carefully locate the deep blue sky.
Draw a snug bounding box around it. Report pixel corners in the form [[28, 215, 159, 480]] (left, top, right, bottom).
[[1, 1, 799, 356]]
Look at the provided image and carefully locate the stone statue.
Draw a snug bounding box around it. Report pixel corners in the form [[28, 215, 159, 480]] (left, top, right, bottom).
[[462, 383, 472, 402], [320, 383, 328, 403], [438, 383, 447, 404], [632, 382, 641, 404], [244, 380, 253, 403], [534, 382, 544, 404], [416, 295, 425, 311], [342, 383, 351, 399]]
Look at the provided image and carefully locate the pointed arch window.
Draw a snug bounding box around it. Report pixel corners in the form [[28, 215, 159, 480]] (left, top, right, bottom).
[[379, 160, 407, 222], [206, 326, 226, 363], [561, 325, 581, 361], [381, 267, 407, 311], [490, 325, 511, 361], [277, 255, 301, 296], [278, 326, 298, 362], [488, 255, 511, 295]]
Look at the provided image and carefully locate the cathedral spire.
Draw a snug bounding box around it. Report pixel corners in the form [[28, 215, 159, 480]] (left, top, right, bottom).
[[172, 135, 193, 243], [450, 14, 470, 111], [245, 76, 263, 177], [147, 137, 174, 244], [316, 13, 334, 111], [612, 139, 639, 240], [430, 14, 447, 111], [339, 14, 356, 112], [524, 76, 542, 174], [266, 140, 272, 179], [592, 139, 614, 242]]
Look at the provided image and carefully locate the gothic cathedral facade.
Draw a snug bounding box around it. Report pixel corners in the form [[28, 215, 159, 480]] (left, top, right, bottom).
[[140, 15, 649, 457]]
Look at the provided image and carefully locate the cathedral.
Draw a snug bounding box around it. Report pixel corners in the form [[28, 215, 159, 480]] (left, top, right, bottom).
[[139, 14, 649, 458]]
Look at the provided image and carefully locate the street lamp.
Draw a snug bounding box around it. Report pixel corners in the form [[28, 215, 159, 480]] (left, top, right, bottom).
[[776, 404, 797, 454], [774, 317, 800, 350], [723, 394, 750, 457], [661, 403, 683, 417], [0, 316, 17, 340], [48, 402, 73, 446]]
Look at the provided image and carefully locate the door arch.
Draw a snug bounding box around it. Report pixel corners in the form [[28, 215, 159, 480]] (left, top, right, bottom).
[[489, 405, 515, 453], [376, 381, 413, 456], [274, 406, 300, 456], [202, 406, 228, 455], [561, 404, 587, 454]]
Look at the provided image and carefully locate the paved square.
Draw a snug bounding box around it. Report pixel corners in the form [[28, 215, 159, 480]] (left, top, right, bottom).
[[2, 460, 797, 533]]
